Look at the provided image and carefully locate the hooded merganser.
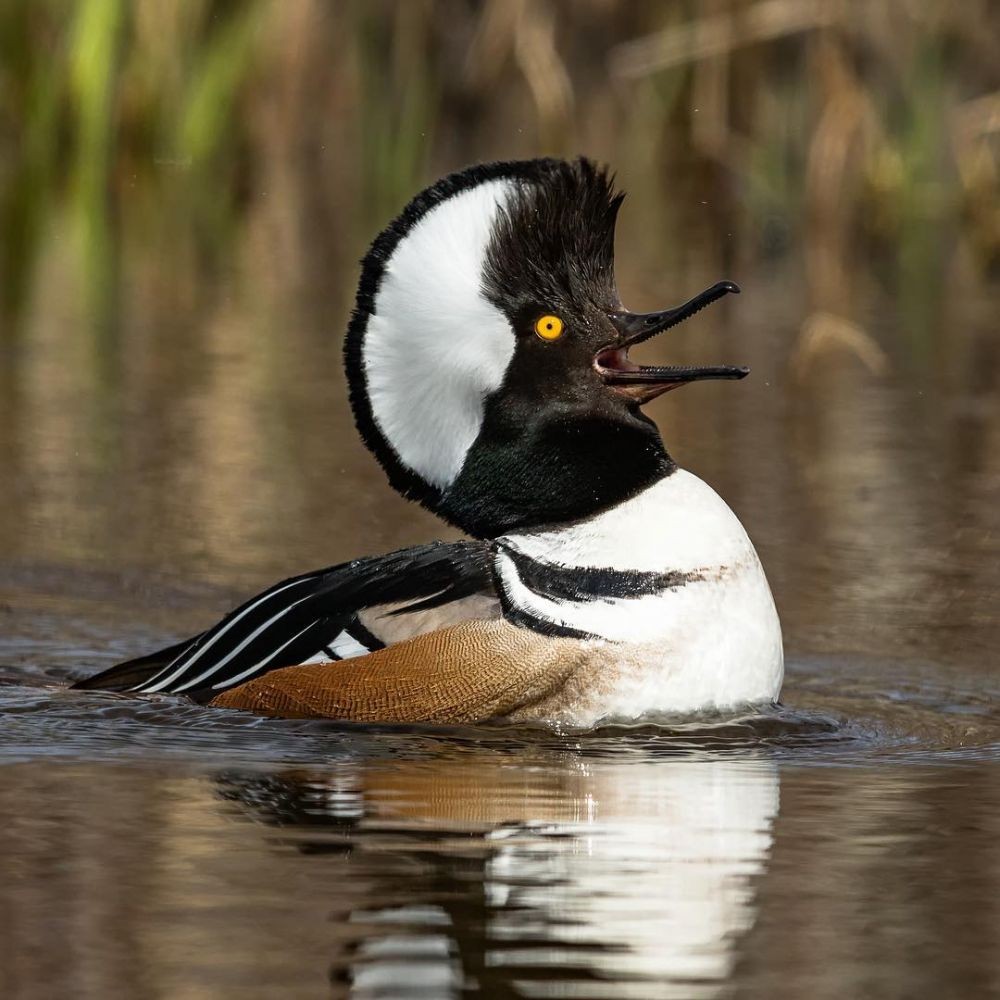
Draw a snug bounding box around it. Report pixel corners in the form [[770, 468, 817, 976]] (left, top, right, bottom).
[[74, 158, 783, 726]]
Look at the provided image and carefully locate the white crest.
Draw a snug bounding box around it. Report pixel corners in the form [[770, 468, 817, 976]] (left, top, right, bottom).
[[362, 179, 517, 490]]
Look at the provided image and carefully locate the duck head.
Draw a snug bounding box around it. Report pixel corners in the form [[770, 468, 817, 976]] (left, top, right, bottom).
[[346, 157, 747, 539]]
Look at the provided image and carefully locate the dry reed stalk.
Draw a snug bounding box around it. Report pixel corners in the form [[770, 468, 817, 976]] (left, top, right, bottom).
[[608, 0, 837, 78]]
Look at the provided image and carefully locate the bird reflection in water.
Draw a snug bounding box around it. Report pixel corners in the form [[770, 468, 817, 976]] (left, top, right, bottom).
[[218, 751, 779, 999]]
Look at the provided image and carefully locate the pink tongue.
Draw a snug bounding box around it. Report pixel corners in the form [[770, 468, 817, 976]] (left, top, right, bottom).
[[608, 348, 640, 372]]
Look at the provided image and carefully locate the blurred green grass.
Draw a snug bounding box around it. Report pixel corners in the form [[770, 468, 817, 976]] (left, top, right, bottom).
[[0, 0, 997, 353]]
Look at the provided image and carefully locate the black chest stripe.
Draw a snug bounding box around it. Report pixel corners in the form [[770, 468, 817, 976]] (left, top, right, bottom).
[[498, 544, 703, 603], [501, 603, 600, 641], [489, 551, 598, 640]]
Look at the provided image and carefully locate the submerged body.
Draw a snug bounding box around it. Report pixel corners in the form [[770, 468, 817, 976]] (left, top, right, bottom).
[[75, 158, 783, 724]]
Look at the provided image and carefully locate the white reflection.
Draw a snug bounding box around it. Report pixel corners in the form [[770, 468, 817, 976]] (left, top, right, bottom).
[[345, 755, 780, 999], [484, 760, 776, 998], [349, 904, 461, 996]]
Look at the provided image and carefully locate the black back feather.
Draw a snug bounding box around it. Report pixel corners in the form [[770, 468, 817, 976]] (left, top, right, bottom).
[[73, 541, 494, 698]]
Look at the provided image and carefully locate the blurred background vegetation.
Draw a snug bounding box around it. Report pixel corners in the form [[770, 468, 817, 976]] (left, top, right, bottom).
[[2, 1, 997, 334], [0, 0, 998, 664]]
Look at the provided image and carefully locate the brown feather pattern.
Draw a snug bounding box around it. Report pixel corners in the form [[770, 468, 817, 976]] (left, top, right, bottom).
[[209, 619, 586, 723]]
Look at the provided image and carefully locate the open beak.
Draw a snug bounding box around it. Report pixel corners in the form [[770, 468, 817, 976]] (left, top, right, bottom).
[[596, 280, 748, 404]]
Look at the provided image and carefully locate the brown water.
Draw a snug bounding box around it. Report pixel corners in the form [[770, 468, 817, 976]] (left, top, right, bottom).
[[2, 236, 999, 997]]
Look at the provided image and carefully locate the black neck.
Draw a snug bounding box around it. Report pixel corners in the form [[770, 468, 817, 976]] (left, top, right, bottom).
[[440, 407, 675, 538]]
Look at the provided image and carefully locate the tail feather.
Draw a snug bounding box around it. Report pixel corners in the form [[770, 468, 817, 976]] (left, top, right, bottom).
[[71, 636, 202, 692]]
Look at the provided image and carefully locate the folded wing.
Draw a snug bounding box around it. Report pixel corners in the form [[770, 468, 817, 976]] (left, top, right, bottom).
[[72, 541, 498, 698]]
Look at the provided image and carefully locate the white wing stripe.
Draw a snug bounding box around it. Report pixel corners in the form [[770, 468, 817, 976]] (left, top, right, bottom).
[[140, 577, 313, 693], [171, 592, 315, 693], [327, 629, 370, 660], [211, 620, 320, 690]]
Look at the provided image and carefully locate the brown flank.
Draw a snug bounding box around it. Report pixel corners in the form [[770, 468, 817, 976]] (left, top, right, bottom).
[[209, 619, 585, 723]]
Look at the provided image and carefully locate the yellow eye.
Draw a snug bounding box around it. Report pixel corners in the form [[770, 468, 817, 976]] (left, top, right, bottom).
[[534, 314, 564, 341]]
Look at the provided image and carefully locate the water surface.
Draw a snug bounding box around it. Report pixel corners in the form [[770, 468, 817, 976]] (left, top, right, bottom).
[[3, 245, 999, 997], [3, 548, 1000, 998]]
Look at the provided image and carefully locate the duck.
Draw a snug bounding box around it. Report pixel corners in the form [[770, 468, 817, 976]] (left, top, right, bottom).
[[73, 157, 783, 727]]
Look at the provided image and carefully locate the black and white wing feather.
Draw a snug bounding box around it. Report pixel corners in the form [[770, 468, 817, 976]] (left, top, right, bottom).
[[73, 541, 497, 698]]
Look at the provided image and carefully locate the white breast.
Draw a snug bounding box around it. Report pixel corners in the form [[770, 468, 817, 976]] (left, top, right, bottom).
[[498, 470, 783, 721]]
